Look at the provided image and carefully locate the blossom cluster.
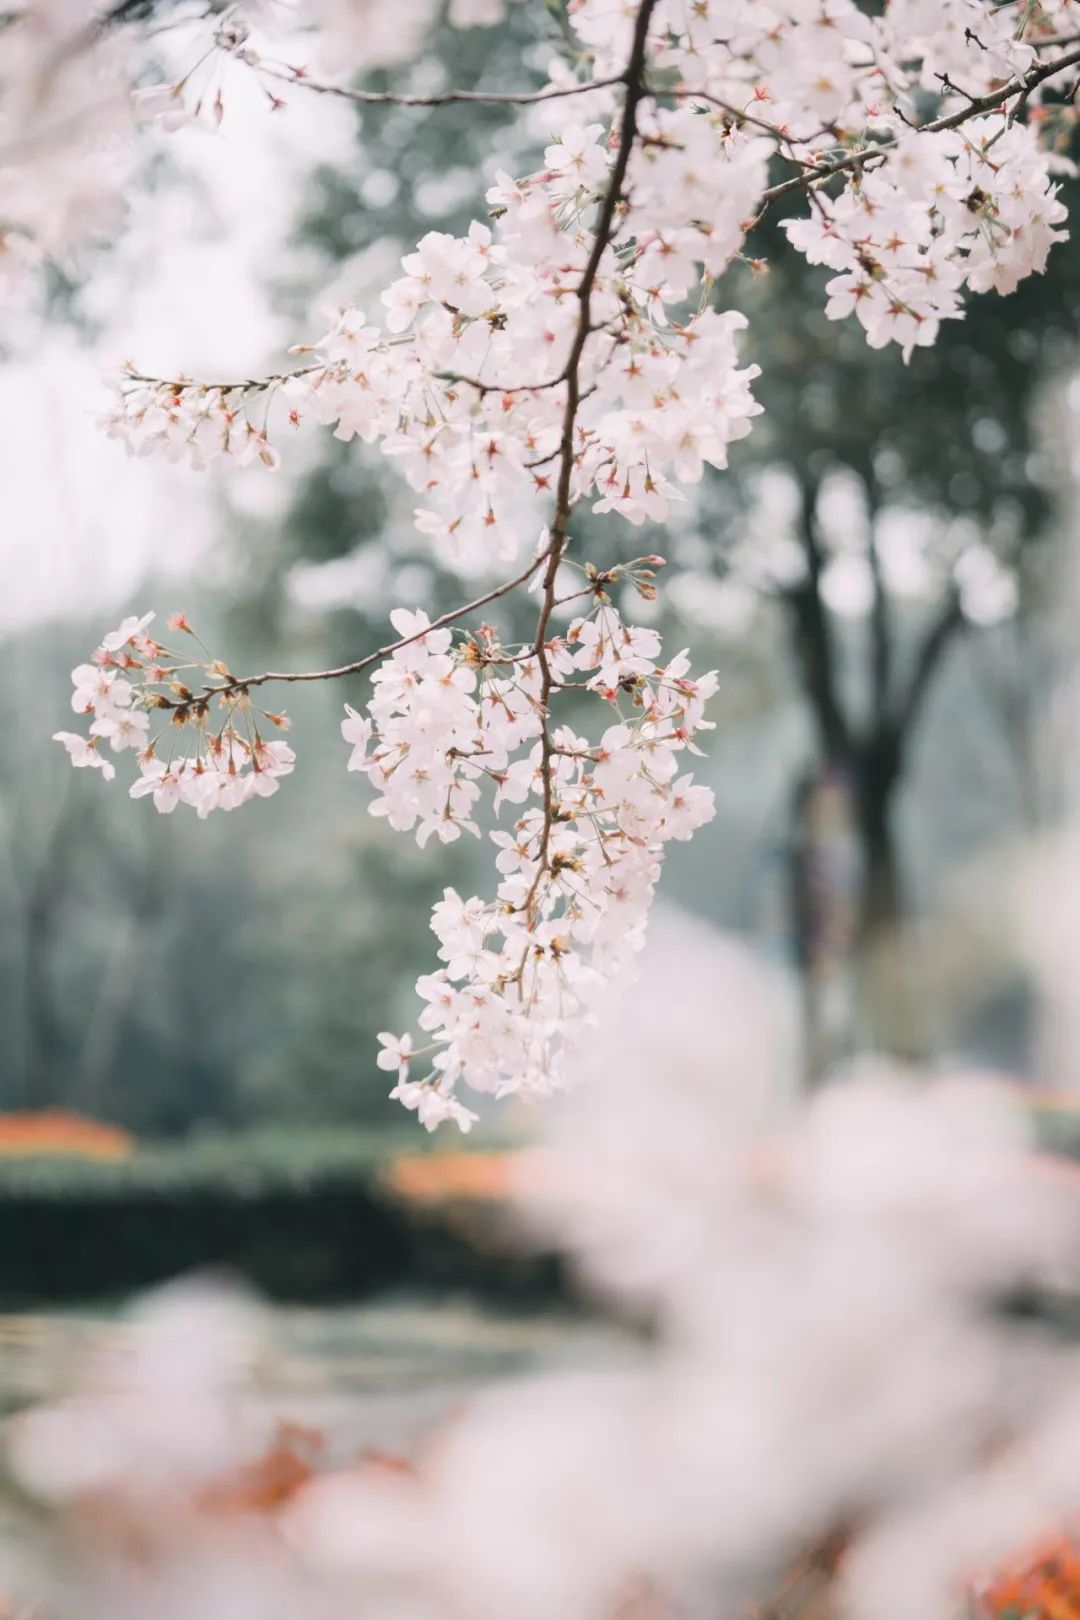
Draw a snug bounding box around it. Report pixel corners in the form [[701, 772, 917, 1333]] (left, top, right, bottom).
[[54, 612, 295, 817], [101, 0, 1077, 550], [104, 288, 763, 574], [344, 602, 716, 1128], [4, 0, 1076, 313], [55, 0, 1080, 1124], [54, 591, 717, 1128], [783, 121, 1068, 359]]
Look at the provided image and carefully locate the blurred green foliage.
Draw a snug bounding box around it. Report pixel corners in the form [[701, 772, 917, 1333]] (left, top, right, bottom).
[[0, 1125, 426, 1199]]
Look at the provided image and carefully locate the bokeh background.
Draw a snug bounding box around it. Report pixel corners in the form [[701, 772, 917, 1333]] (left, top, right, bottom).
[[3, 0, 1080, 1354]]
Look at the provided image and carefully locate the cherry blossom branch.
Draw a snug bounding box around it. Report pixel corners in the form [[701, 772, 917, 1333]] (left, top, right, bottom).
[[122, 26, 1080, 424], [656, 84, 832, 156], [242, 28, 1080, 228], [120, 362, 321, 395], [64, 0, 1074, 1124], [760, 41, 1080, 208], [435, 345, 614, 399], [248, 57, 626, 110], [176, 553, 548, 707], [929, 42, 1080, 127], [521, 0, 659, 927]]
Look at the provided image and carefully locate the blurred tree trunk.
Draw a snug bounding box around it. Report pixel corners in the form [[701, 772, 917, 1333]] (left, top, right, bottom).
[[853, 735, 920, 1061], [858, 781, 902, 944], [786, 468, 964, 1079], [14, 797, 80, 1109], [789, 763, 860, 1082]]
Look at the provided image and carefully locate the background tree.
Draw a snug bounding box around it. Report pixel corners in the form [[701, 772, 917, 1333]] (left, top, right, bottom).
[[674, 198, 1080, 1067]]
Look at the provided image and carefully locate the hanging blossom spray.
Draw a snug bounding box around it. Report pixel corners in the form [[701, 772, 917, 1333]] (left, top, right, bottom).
[[51, 0, 1080, 1125]]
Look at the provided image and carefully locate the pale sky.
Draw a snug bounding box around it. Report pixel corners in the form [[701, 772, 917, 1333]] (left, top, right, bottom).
[[0, 57, 356, 637]]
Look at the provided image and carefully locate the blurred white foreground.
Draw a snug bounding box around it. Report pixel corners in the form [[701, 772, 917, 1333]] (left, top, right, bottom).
[[5, 915, 1080, 1620]]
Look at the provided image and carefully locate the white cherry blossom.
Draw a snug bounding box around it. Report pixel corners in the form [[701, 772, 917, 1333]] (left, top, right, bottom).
[[52, 731, 116, 781], [331, 602, 718, 1123], [57, 614, 297, 817], [51, 0, 1080, 1122]]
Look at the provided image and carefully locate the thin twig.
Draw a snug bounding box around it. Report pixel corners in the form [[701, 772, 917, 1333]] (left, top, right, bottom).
[[252, 58, 627, 109], [759, 42, 1080, 208], [660, 83, 832, 153], [189, 554, 547, 703], [120, 362, 323, 394]]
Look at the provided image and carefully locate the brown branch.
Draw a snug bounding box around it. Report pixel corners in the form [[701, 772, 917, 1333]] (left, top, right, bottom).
[[657, 84, 832, 156], [759, 43, 1080, 209], [119, 362, 324, 397], [928, 44, 1080, 128], [520, 0, 660, 928], [436, 335, 616, 398], [252, 58, 627, 110], [191, 553, 547, 704], [133, 6, 660, 783], [133, 42, 1080, 424]]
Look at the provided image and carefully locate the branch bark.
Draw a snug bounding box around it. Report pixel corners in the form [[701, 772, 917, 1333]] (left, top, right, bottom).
[[759, 43, 1080, 209], [253, 62, 627, 109], [184, 553, 549, 705], [521, 0, 659, 925]]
